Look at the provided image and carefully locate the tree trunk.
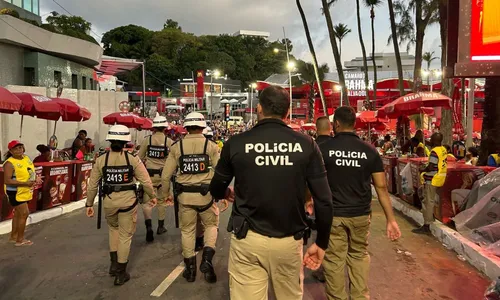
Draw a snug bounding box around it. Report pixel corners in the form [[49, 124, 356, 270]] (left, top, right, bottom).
[[339, 40, 342, 58], [308, 84, 315, 122], [322, 0, 349, 106], [387, 0, 405, 96], [439, 0, 453, 146], [296, 0, 327, 116], [356, 0, 370, 107], [479, 78, 500, 165], [370, 7, 378, 109]]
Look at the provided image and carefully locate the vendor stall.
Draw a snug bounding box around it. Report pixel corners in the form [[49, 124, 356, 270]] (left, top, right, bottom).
[[382, 156, 398, 194], [36, 161, 73, 210], [72, 161, 93, 201]]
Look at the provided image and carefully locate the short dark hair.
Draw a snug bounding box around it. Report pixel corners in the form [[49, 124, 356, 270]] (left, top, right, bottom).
[[468, 146, 479, 157], [79, 130, 87, 135], [316, 116, 330, 132], [333, 106, 356, 128], [443, 144, 452, 153], [258, 86, 290, 118], [385, 134, 391, 141]]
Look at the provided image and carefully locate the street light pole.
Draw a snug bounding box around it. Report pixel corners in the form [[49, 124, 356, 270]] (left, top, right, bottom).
[[283, 27, 292, 122]]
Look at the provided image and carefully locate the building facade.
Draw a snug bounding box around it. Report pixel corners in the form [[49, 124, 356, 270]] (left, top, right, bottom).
[[0, 15, 102, 89], [233, 30, 270, 40], [344, 52, 416, 72], [0, 0, 40, 22]]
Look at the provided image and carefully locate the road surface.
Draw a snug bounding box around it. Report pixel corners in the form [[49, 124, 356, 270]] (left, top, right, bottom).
[[0, 201, 490, 300]]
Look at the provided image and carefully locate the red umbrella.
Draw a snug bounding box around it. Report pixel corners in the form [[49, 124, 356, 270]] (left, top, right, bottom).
[[51, 98, 90, 122], [0, 87, 22, 113], [384, 92, 451, 117], [377, 104, 435, 119], [14, 92, 61, 120], [173, 125, 187, 134], [80, 107, 92, 121], [141, 118, 153, 130], [103, 112, 146, 129]]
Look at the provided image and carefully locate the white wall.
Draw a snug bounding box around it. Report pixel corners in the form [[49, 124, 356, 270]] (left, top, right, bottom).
[[1, 86, 129, 159]]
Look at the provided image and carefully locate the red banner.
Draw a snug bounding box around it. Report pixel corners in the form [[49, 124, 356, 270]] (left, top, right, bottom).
[[470, 0, 500, 61], [196, 70, 204, 109]]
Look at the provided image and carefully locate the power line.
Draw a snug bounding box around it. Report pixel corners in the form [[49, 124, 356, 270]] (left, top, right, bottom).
[[51, 0, 102, 41]]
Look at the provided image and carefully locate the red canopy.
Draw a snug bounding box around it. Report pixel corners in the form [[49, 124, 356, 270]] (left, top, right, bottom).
[[80, 107, 92, 121], [141, 118, 153, 130], [14, 93, 61, 120], [173, 125, 187, 134], [0, 87, 22, 113], [377, 103, 435, 119], [103, 112, 145, 129], [385, 92, 452, 117]]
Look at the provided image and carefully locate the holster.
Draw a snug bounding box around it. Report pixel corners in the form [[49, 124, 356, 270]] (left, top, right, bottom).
[[136, 184, 144, 204], [227, 214, 250, 240]]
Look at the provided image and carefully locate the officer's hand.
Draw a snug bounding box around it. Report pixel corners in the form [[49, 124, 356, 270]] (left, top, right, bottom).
[[303, 243, 325, 271], [149, 198, 158, 208], [387, 220, 401, 241], [165, 194, 174, 206], [224, 187, 235, 202], [218, 199, 229, 212], [86, 207, 94, 218]]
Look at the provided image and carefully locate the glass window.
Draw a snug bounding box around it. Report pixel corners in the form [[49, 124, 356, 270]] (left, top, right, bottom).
[[32, 0, 39, 15], [12, 0, 22, 8], [23, 0, 32, 12]]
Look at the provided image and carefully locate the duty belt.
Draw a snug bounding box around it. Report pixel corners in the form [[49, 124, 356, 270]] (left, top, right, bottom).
[[147, 168, 163, 176], [118, 198, 139, 213], [175, 183, 210, 196], [102, 183, 136, 197]]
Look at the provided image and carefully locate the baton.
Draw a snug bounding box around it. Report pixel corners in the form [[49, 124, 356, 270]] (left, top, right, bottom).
[[97, 179, 103, 229]]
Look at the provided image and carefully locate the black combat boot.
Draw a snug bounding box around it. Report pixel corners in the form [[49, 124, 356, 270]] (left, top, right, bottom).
[[114, 262, 131, 286], [145, 219, 154, 243], [412, 224, 431, 235], [200, 247, 217, 283], [157, 220, 167, 235], [109, 252, 118, 276], [195, 236, 204, 252], [182, 256, 197, 282]]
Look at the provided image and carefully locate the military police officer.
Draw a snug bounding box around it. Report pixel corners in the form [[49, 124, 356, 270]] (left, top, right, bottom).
[[85, 125, 157, 286], [209, 86, 334, 300], [160, 112, 221, 283], [138, 114, 174, 242]]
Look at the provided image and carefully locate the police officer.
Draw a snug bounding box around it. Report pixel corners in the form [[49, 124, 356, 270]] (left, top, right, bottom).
[[85, 125, 157, 286], [317, 107, 401, 300], [138, 114, 174, 242], [160, 112, 220, 283], [209, 85, 334, 300]]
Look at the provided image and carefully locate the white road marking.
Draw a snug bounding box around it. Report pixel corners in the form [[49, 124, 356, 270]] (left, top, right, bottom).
[[150, 251, 198, 297]]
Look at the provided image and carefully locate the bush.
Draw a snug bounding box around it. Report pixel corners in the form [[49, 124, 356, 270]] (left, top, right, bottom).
[[21, 17, 40, 26], [0, 8, 20, 18]]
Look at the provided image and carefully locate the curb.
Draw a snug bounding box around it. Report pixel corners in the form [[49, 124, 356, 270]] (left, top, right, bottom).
[[0, 199, 87, 236], [388, 193, 500, 280]]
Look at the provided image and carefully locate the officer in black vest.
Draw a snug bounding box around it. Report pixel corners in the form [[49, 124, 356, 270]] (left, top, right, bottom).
[[160, 112, 220, 283], [209, 85, 334, 300], [85, 125, 157, 286], [138, 114, 174, 242]]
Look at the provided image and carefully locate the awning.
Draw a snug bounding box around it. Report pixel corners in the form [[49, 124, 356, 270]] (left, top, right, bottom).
[[96, 55, 143, 75]]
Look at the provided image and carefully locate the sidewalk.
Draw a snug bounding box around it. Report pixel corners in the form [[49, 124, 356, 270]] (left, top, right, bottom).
[[388, 193, 500, 280], [0, 199, 86, 235]]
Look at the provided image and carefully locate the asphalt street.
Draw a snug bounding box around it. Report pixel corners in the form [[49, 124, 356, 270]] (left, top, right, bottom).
[[0, 201, 490, 300]]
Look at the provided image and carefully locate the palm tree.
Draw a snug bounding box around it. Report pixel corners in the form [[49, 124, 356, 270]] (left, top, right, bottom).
[[364, 0, 384, 109], [333, 23, 351, 58], [323, 0, 349, 106], [422, 51, 438, 87], [355, 0, 371, 108], [298, 61, 329, 122], [387, 0, 412, 96], [296, 0, 327, 116]]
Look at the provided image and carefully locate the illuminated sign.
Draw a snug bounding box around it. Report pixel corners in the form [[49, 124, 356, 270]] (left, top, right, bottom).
[[224, 104, 230, 121], [344, 72, 373, 97], [470, 0, 500, 61]]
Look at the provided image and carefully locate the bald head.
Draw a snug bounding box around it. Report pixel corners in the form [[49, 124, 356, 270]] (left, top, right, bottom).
[[316, 116, 331, 136], [431, 132, 443, 147]]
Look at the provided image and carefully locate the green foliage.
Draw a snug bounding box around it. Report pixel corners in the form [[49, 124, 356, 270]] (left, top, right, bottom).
[[20, 17, 39, 26], [297, 60, 329, 121], [0, 8, 20, 18], [102, 21, 295, 88], [45, 12, 98, 44]]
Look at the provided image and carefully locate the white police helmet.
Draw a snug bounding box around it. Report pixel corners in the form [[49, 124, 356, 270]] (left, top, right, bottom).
[[202, 127, 214, 137], [183, 112, 207, 128], [152, 113, 169, 128], [106, 125, 131, 142]]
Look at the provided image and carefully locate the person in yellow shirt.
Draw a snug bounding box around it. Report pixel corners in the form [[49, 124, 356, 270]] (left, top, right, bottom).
[[413, 133, 447, 234], [3, 140, 39, 247]]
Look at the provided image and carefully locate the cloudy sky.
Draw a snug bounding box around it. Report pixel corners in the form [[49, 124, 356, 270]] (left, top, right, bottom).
[[41, 0, 442, 70]]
